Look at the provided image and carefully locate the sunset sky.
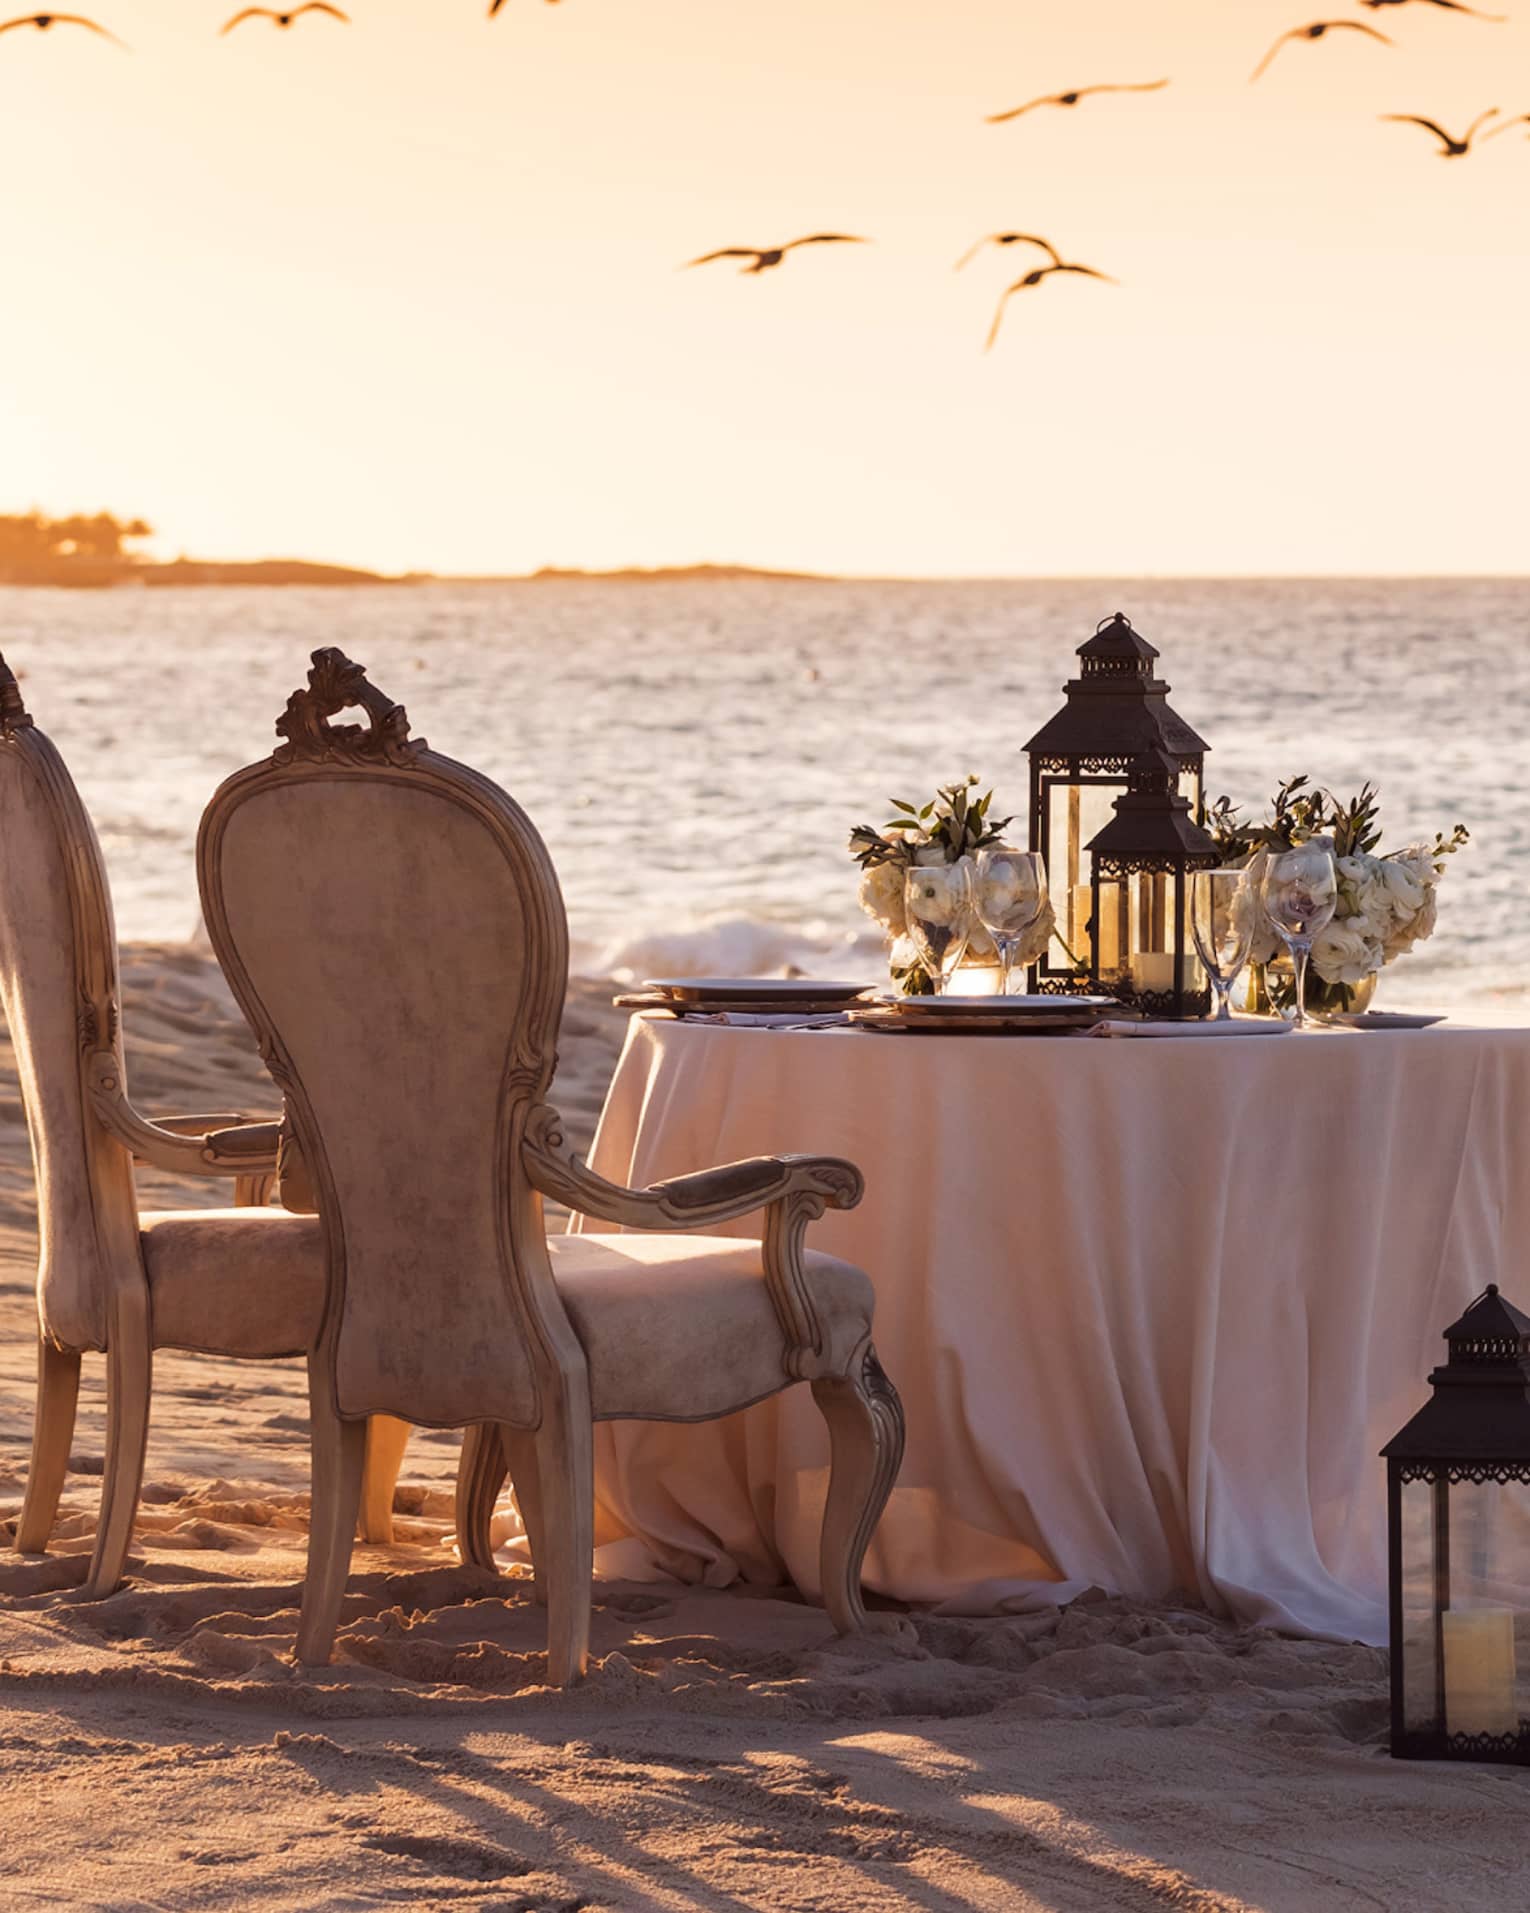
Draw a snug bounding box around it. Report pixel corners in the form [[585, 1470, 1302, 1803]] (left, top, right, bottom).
[[1, 0, 1526, 577]]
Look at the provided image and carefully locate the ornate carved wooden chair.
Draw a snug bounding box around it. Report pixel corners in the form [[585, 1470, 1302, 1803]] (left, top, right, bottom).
[[0, 654, 302, 1596], [198, 648, 905, 1681]]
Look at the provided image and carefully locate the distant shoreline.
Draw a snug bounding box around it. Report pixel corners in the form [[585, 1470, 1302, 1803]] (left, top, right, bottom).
[[0, 559, 836, 590]]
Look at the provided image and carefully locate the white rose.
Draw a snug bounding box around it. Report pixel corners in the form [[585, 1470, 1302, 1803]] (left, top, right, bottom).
[[1336, 853, 1391, 926], [1377, 858, 1426, 919], [966, 924, 998, 963], [1311, 919, 1383, 988], [1016, 898, 1057, 965], [1385, 886, 1438, 960], [857, 860, 908, 937], [913, 843, 948, 867], [906, 864, 967, 930]]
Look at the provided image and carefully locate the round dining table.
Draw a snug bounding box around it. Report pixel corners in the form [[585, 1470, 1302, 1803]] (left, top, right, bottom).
[[573, 1012, 1530, 1642]]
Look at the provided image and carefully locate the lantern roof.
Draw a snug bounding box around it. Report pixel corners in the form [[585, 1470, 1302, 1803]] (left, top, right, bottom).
[[1085, 749, 1219, 866], [1383, 1286, 1530, 1463], [1023, 613, 1210, 766]]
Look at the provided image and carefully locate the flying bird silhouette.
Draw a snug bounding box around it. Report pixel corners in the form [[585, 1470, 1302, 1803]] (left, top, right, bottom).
[[986, 263, 1116, 351], [221, 3, 348, 31], [987, 80, 1168, 125], [954, 233, 1063, 273], [1250, 21, 1393, 82], [488, 0, 560, 11], [1380, 107, 1500, 153], [0, 12, 125, 43], [685, 235, 869, 275], [1359, 0, 1503, 14]]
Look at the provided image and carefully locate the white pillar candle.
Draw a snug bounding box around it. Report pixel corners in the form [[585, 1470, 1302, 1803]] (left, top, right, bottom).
[[1442, 1608, 1518, 1737], [1131, 952, 1198, 995], [1070, 884, 1094, 966]]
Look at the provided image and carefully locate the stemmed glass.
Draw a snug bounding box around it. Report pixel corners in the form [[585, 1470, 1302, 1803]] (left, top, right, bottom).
[[1190, 868, 1257, 1022], [1260, 843, 1337, 1030], [904, 862, 974, 995], [974, 848, 1048, 997]]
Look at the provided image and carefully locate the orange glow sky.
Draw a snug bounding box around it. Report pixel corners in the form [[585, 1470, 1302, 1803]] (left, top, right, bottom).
[[1, 0, 1526, 576]]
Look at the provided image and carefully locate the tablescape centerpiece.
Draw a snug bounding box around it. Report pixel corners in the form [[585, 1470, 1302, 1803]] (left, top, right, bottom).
[[850, 777, 1056, 995], [1084, 748, 1219, 1019], [1024, 611, 1209, 996], [1206, 778, 1468, 1017], [1383, 1284, 1530, 1767]]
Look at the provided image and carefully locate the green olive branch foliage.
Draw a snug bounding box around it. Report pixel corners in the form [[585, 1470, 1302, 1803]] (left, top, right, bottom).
[[849, 775, 1013, 872], [1206, 778, 1469, 870]]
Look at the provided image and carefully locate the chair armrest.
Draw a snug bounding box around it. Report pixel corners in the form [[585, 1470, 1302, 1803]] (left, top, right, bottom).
[[151, 1111, 273, 1138], [86, 1053, 282, 1176], [522, 1103, 863, 1379]]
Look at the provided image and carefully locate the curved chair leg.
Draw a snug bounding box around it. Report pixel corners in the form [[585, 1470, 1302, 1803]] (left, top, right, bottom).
[[504, 1427, 547, 1606], [15, 1338, 82, 1554], [454, 1422, 508, 1572], [85, 1295, 153, 1599], [359, 1415, 412, 1544], [295, 1354, 367, 1666], [534, 1395, 594, 1685], [811, 1344, 905, 1634]]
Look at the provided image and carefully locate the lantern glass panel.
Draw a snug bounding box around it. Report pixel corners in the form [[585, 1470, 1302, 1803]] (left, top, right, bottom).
[[1043, 778, 1117, 974], [1440, 1478, 1530, 1742], [1178, 764, 1202, 821], [1122, 870, 1205, 999], [1092, 875, 1128, 985], [1397, 1476, 1440, 1733]]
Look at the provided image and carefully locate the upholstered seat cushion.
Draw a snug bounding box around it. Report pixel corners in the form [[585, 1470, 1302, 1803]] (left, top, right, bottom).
[[140, 1208, 325, 1359], [137, 1211, 874, 1416], [553, 1233, 874, 1421]]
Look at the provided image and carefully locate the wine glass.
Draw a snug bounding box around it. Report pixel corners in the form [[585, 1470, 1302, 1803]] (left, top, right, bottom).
[[904, 862, 974, 995], [1260, 843, 1337, 1030], [1190, 868, 1257, 1022], [974, 848, 1048, 996]]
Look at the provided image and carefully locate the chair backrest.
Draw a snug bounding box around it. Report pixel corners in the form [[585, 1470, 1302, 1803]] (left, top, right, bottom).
[[0, 655, 139, 1351], [196, 649, 585, 1430]]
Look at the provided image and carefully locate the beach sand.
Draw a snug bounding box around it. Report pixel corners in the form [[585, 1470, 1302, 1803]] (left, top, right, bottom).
[[0, 946, 1523, 1911]]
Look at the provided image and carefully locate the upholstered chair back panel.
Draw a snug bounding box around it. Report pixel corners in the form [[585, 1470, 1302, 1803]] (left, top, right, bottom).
[[0, 732, 130, 1349], [206, 767, 569, 1427]]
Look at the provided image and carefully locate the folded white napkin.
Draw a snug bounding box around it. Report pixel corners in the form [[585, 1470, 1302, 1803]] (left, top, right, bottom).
[[1089, 1017, 1292, 1039]]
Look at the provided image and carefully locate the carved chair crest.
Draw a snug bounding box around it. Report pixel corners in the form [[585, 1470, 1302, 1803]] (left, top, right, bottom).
[[273, 647, 424, 769], [0, 653, 34, 738]]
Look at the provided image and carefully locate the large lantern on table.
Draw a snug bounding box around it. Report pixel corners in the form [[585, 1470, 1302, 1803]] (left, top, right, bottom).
[[1085, 749, 1218, 1019], [1024, 612, 1208, 993], [1384, 1285, 1530, 1765]]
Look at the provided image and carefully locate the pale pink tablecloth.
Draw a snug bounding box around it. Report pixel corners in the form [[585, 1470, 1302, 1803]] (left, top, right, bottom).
[[574, 1015, 1530, 1642]]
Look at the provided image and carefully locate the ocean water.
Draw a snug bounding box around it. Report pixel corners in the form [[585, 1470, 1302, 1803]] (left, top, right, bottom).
[[3, 577, 1526, 1013]]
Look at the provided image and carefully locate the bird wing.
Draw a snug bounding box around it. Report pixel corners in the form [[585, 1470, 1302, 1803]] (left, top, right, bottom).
[[295, 2, 349, 18], [1464, 107, 1502, 142], [488, 0, 505, 11], [684, 249, 761, 268], [1380, 113, 1454, 145], [220, 8, 272, 30], [985, 95, 1050, 124], [1053, 263, 1118, 284], [1482, 112, 1528, 140], [1331, 19, 1395, 39], [1081, 79, 1171, 97], [1249, 30, 1300, 81], [1429, 0, 1506, 14], [955, 233, 1060, 272], [782, 234, 870, 250], [986, 285, 1025, 357], [54, 13, 126, 38]]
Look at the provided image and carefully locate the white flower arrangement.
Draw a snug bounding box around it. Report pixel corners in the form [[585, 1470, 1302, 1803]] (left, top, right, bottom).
[[849, 777, 1057, 995], [1208, 779, 1467, 1012]]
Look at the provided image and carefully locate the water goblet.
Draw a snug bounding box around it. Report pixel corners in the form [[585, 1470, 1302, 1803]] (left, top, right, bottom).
[[904, 861, 974, 995], [974, 847, 1048, 996], [1260, 843, 1337, 1029], [1190, 867, 1257, 1022]]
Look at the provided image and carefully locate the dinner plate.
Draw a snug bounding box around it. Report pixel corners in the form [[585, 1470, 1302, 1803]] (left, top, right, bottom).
[[885, 992, 1117, 1017], [644, 977, 870, 1004], [848, 1006, 1106, 1035], [1329, 1010, 1447, 1031]]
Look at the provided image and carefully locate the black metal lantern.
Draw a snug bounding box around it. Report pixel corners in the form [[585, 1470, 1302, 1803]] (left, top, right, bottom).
[[1024, 612, 1208, 993], [1384, 1286, 1530, 1765], [1085, 749, 1218, 1018]]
